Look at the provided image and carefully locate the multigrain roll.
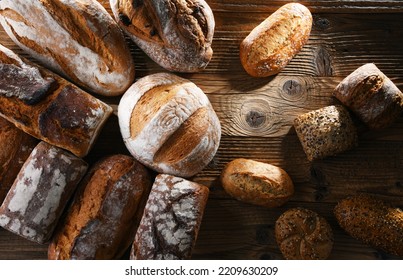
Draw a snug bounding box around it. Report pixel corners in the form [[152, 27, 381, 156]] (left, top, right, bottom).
[[220, 158, 294, 208], [48, 155, 152, 260], [294, 105, 358, 161], [0, 0, 135, 96], [118, 73, 221, 178], [110, 0, 215, 72], [275, 208, 334, 260], [334, 194, 403, 257], [240, 3, 312, 77], [333, 63, 403, 129]]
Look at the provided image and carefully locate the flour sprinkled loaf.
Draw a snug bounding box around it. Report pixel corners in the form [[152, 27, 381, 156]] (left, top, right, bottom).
[[0, 141, 88, 244], [294, 105, 358, 161], [131, 174, 209, 260], [110, 0, 215, 72], [118, 73, 221, 177], [0, 117, 37, 204], [0, 44, 112, 157], [0, 0, 135, 96], [48, 155, 152, 260]]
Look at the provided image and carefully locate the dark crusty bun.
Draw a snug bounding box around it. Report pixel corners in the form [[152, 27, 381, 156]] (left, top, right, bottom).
[[0, 117, 37, 204], [131, 174, 209, 260], [294, 105, 358, 161], [0, 0, 135, 96], [48, 155, 152, 260], [110, 0, 214, 72], [333, 63, 403, 129], [240, 3, 312, 77], [118, 73, 221, 178], [275, 208, 334, 260], [334, 194, 403, 256], [0, 44, 112, 157], [220, 158, 294, 208], [0, 141, 88, 244]]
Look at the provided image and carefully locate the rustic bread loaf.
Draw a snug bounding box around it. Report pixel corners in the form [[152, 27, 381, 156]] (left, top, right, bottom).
[[240, 3, 312, 77], [131, 174, 209, 260], [48, 155, 152, 260], [118, 72, 221, 178], [333, 63, 403, 129], [294, 105, 358, 161], [0, 142, 88, 244], [334, 194, 403, 257], [0, 117, 37, 204], [275, 208, 334, 260], [0, 44, 113, 157], [0, 0, 135, 96], [110, 0, 214, 72], [220, 158, 294, 208]]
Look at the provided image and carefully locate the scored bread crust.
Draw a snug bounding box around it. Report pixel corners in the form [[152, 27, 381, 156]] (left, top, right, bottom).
[[110, 0, 214, 72], [0, 0, 135, 96], [118, 72, 221, 178]]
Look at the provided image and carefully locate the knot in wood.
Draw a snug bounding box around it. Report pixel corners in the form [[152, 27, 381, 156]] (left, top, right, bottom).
[[282, 80, 302, 97], [246, 110, 266, 128], [315, 17, 331, 30]]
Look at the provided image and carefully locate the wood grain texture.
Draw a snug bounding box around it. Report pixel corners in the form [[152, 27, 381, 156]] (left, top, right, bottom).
[[1, 0, 403, 260]]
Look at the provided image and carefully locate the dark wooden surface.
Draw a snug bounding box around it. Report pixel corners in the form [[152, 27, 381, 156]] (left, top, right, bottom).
[[1, 0, 403, 260]]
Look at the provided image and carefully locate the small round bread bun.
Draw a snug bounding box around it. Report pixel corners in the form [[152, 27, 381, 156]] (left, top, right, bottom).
[[275, 208, 334, 260]]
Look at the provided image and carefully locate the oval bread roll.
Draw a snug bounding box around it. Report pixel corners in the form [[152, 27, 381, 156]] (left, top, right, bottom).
[[240, 3, 312, 77], [334, 194, 403, 257], [220, 158, 294, 208], [275, 208, 334, 260], [0, 0, 135, 96], [118, 73, 221, 178]]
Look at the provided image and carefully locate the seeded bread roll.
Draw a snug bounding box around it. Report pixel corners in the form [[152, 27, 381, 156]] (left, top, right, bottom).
[[240, 3, 312, 77], [110, 0, 214, 72], [0, 44, 112, 157], [0, 0, 135, 96], [220, 158, 294, 208], [294, 105, 358, 161], [333, 63, 403, 129], [0, 117, 37, 204], [48, 155, 152, 260], [118, 73, 221, 178], [275, 208, 334, 260], [334, 194, 403, 257], [131, 174, 209, 260], [0, 142, 88, 244]]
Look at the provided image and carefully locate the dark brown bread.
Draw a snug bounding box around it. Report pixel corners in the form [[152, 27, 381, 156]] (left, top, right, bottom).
[[131, 174, 209, 260], [48, 155, 152, 260], [275, 208, 334, 260], [0, 0, 135, 96], [0, 117, 37, 204], [0, 44, 112, 157], [220, 158, 294, 208], [240, 3, 312, 77], [0, 142, 88, 244], [294, 105, 358, 161], [333, 63, 403, 129], [110, 0, 214, 72], [334, 194, 403, 256]]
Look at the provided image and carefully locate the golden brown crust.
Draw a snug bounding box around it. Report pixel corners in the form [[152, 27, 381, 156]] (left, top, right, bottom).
[[275, 208, 333, 260], [334, 194, 403, 256], [220, 158, 294, 208], [48, 155, 152, 260], [240, 3, 312, 77]]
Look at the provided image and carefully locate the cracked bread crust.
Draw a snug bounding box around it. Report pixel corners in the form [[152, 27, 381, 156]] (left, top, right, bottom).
[[130, 174, 209, 260], [110, 0, 214, 72]]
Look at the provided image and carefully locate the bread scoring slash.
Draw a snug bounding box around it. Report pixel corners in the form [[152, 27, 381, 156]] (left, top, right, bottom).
[[0, 0, 135, 96]]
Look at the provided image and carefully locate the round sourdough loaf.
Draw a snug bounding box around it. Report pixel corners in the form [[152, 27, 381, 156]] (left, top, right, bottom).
[[110, 0, 215, 72], [118, 73, 221, 178], [240, 3, 312, 77], [0, 0, 135, 96]]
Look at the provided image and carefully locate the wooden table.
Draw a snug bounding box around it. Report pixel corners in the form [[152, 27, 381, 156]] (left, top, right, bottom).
[[1, 0, 403, 260]]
